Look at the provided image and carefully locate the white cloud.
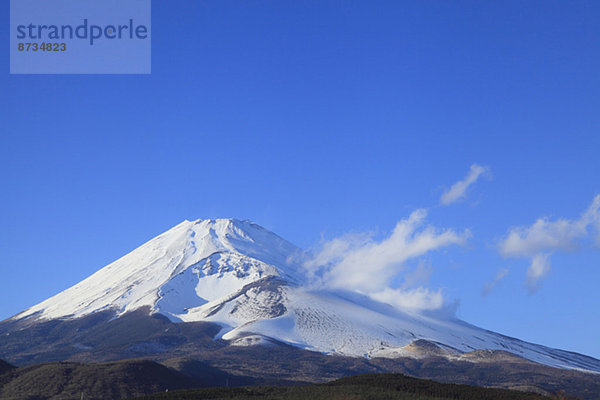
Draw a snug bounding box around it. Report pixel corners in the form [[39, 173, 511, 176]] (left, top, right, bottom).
[[499, 217, 585, 258], [481, 267, 509, 297], [498, 194, 600, 292], [303, 209, 470, 312], [440, 164, 490, 205], [302, 232, 370, 280], [526, 254, 551, 294]]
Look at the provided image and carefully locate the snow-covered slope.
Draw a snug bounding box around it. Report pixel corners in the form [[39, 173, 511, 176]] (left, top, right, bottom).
[[14, 219, 600, 374]]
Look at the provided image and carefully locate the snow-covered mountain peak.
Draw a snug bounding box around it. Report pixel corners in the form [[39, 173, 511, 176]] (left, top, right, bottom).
[[17, 218, 301, 321], [184, 218, 302, 271]]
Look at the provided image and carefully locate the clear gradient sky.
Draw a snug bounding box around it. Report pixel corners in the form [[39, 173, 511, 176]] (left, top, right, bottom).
[[1, 1, 600, 358]]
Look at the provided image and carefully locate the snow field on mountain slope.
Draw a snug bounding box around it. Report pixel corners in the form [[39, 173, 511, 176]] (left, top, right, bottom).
[[155, 252, 280, 319], [209, 285, 600, 373]]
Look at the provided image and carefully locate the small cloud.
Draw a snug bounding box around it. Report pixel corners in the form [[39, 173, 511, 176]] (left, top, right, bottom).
[[499, 218, 585, 258], [498, 194, 600, 292], [440, 164, 490, 205], [526, 254, 551, 294], [482, 268, 509, 297]]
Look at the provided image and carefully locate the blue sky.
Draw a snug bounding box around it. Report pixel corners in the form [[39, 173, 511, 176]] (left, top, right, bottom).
[[1, 1, 600, 358]]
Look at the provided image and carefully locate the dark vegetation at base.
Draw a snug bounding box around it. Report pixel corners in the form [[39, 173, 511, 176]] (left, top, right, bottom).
[[327, 374, 564, 399], [1, 311, 599, 399], [132, 373, 557, 400], [0, 358, 261, 400], [368, 356, 600, 399], [0, 359, 199, 399]]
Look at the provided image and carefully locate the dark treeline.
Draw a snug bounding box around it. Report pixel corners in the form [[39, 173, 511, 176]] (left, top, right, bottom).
[[133, 372, 565, 400]]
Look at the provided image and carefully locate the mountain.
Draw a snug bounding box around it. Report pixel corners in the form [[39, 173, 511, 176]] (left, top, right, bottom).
[[10, 218, 599, 373], [1, 219, 600, 398]]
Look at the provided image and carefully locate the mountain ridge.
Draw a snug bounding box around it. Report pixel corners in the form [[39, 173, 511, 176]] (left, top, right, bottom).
[[2, 308, 600, 399], [5, 219, 600, 376]]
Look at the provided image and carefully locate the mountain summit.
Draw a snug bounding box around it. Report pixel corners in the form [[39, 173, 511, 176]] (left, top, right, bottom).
[[18, 219, 301, 322], [11, 219, 600, 374]]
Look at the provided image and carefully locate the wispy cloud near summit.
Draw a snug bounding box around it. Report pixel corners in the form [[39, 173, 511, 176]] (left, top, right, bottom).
[[303, 209, 470, 312]]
